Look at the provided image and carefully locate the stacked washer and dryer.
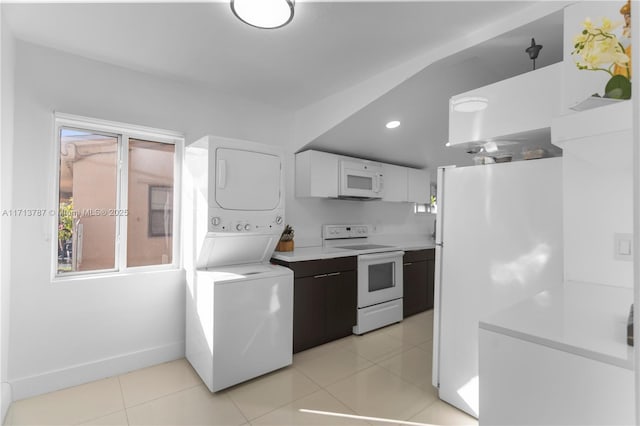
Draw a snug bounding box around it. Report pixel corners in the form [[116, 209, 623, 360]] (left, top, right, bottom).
[[183, 135, 293, 392]]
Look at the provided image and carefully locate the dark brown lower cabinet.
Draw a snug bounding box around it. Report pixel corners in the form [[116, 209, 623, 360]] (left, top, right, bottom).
[[426, 256, 435, 310], [271, 256, 357, 353], [403, 248, 435, 318], [291, 275, 326, 353]]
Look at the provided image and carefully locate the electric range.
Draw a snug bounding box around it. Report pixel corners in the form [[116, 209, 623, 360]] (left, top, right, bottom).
[[322, 224, 404, 334]]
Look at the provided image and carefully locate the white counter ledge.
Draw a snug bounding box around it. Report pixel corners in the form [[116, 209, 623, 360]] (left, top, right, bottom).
[[271, 236, 436, 262], [479, 281, 634, 370], [270, 246, 355, 262], [368, 235, 436, 251]]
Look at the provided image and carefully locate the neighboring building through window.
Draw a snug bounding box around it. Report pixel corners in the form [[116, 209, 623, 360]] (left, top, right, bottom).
[[148, 186, 173, 238], [55, 115, 182, 277]]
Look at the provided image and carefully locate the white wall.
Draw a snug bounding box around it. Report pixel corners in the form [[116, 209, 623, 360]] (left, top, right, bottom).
[[8, 40, 292, 400], [1, 5, 15, 421], [562, 133, 633, 288]]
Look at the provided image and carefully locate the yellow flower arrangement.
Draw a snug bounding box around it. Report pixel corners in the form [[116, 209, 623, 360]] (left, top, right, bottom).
[[572, 16, 631, 99]]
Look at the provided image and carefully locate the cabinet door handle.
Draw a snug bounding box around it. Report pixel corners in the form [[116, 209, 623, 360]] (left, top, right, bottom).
[[313, 273, 328, 279], [403, 262, 413, 266], [327, 272, 341, 277]]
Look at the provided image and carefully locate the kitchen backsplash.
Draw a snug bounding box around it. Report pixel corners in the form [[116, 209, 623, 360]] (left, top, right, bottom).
[[286, 196, 433, 248]]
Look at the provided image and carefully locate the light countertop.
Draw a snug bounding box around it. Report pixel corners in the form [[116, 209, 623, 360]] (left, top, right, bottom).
[[271, 235, 436, 262], [479, 281, 634, 370]]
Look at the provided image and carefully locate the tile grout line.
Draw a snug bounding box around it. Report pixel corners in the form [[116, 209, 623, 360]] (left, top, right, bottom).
[[319, 360, 437, 426], [292, 350, 376, 389], [247, 388, 331, 425], [115, 376, 131, 426], [371, 340, 441, 424], [222, 390, 251, 425], [229, 371, 320, 423], [373, 346, 438, 393], [122, 381, 203, 411], [63, 377, 128, 426], [318, 318, 437, 424], [240, 345, 380, 425]]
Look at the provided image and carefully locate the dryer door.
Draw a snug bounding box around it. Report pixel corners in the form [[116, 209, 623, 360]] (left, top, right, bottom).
[[213, 147, 281, 211]]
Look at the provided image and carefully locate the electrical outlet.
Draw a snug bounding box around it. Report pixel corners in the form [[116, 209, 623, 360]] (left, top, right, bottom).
[[614, 233, 633, 261]]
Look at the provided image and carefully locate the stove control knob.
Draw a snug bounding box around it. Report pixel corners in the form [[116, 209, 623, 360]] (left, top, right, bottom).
[[236, 224, 243, 231], [244, 224, 251, 231], [275, 216, 283, 225], [211, 217, 221, 226]]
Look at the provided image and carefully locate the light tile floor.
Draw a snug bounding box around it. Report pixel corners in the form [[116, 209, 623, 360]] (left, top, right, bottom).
[[4, 310, 477, 426]]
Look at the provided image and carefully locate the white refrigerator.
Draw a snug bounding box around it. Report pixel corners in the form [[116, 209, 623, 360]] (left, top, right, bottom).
[[432, 157, 564, 418]]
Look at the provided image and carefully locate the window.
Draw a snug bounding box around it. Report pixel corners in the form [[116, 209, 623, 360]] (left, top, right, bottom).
[[55, 114, 182, 277], [148, 186, 173, 238]]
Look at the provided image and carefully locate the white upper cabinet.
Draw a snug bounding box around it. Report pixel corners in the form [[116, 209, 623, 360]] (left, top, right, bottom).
[[295, 150, 428, 203], [382, 164, 408, 202], [448, 62, 562, 146], [407, 168, 430, 204], [295, 150, 339, 198]]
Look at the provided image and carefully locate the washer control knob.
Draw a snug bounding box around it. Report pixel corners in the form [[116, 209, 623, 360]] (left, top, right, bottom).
[[275, 216, 283, 225], [236, 224, 243, 231], [244, 224, 251, 231], [211, 217, 221, 226]]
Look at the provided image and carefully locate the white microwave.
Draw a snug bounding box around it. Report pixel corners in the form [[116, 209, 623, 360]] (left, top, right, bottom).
[[339, 159, 384, 199]]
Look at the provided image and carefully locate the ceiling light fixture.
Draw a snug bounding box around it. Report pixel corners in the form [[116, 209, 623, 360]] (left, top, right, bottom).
[[385, 120, 401, 129], [484, 141, 498, 153], [451, 97, 489, 113], [231, 0, 295, 29]]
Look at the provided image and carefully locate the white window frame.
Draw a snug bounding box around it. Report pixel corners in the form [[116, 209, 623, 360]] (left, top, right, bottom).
[[52, 113, 183, 280]]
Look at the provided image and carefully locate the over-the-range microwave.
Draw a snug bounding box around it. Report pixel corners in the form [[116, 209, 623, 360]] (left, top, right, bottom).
[[339, 159, 384, 200]]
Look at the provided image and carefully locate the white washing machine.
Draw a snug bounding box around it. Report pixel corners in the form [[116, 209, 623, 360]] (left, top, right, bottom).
[[183, 135, 292, 392], [188, 264, 292, 392]]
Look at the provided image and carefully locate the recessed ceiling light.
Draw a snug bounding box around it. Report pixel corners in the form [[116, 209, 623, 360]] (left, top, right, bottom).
[[231, 0, 295, 29], [385, 120, 401, 129], [484, 141, 498, 153], [451, 97, 489, 113]]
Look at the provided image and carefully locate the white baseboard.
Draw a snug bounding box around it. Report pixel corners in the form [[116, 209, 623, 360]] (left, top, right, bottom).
[[1, 382, 12, 424], [10, 341, 184, 401]]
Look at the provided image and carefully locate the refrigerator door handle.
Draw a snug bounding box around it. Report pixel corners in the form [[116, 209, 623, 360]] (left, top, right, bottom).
[[435, 166, 455, 245], [432, 244, 443, 389], [432, 166, 453, 389]]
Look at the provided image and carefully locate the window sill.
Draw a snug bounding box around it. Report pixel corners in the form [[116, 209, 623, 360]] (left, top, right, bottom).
[[52, 265, 183, 283]]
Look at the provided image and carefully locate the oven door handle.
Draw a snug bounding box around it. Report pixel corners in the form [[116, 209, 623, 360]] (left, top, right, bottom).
[[358, 251, 405, 262]]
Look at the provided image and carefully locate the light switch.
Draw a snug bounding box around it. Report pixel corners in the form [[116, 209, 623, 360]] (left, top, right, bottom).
[[619, 240, 631, 255], [614, 233, 633, 261]]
